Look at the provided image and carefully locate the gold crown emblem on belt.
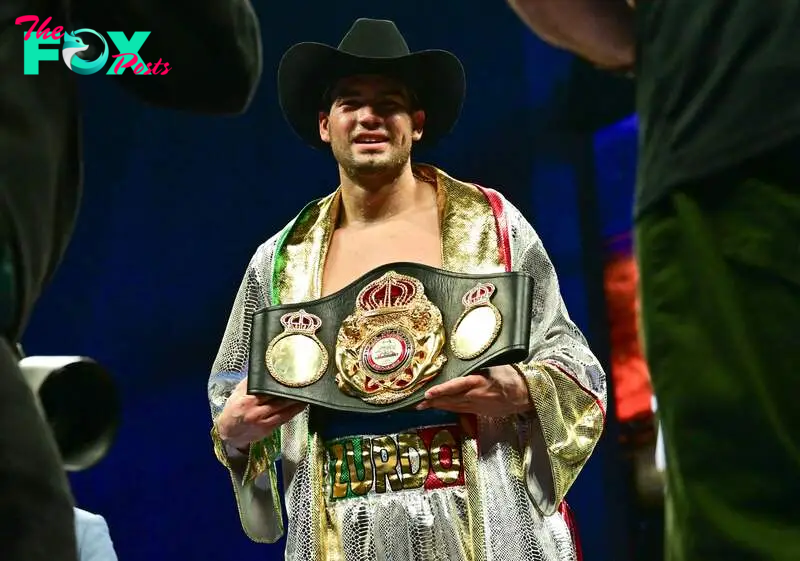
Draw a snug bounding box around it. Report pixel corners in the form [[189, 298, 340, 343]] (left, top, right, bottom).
[[335, 271, 446, 405], [280, 309, 323, 332], [463, 282, 495, 307]]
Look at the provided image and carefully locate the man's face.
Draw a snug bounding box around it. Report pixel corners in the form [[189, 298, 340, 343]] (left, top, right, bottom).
[[318, 74, 425, 181]]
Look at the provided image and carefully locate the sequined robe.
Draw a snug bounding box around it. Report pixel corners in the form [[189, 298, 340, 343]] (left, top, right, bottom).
[[208, 165, 606, 561]]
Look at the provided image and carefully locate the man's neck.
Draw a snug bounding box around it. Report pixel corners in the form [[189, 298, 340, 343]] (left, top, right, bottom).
[[337, 163, 434, 227]]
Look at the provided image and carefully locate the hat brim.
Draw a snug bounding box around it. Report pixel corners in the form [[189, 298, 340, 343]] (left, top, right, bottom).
[[277, 42, 466, 150]]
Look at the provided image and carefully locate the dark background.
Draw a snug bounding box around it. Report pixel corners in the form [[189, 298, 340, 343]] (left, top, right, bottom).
[[22, 1, 641, 559]]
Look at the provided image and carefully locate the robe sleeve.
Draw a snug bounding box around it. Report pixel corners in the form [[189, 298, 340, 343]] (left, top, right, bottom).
[[509, 211, 607, 516], [207, 242, 285, 543]]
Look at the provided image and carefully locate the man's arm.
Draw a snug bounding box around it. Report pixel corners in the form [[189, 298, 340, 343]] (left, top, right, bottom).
[[508, 205, 607, 515], [74, 0, 262, 114], [505, 0, 636, 71], [207, 243, 284, 543]]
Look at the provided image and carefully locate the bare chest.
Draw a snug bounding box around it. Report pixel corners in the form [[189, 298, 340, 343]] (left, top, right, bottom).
[[322, 223, 442, 296]]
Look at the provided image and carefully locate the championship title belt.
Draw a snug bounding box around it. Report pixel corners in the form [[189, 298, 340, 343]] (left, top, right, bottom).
[[247, 262, 533, 413]]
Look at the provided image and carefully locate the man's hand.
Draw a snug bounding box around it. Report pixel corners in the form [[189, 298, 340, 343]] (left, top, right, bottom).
[[416, 365, 533, 417], [216, 378, 306, 452]]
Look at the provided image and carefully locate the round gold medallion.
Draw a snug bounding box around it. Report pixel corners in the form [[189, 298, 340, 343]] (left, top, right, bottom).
[[265, 310, 328, 388], [450, 282, 502, 360]]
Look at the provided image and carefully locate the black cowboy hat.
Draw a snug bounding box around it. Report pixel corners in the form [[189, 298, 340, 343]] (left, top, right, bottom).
[[277, 18, 466, 150]]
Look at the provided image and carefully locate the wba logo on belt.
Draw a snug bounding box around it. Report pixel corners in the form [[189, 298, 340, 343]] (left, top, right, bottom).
[[324, 423, 465, 500]]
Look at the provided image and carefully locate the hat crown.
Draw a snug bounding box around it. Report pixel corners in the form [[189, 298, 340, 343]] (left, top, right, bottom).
[[337, 18, 411, 58], [277, 18, 465, 150]]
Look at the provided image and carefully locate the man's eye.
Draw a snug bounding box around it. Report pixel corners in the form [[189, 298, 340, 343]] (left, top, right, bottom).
[[381, 101, 405, 110]]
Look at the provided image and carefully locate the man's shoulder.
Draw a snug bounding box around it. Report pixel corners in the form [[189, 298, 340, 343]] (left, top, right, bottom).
[[431, 166, 527, 223], [247, 192, 337, 269], [433, 167, 540, 251], [424, 164, 513, 201], [247, 231, 282, 267]]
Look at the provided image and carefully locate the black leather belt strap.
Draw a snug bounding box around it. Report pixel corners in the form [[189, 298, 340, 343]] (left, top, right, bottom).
[[248, 262, 533, 413]]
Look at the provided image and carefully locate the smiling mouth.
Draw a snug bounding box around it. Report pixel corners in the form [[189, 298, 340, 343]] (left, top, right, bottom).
[[353, 135, 390, 145]]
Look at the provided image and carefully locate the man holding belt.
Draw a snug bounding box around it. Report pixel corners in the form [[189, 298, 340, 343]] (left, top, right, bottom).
[[209, 18, 606, 561]]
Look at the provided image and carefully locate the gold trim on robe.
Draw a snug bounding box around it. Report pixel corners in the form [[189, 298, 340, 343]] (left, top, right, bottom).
[[516, 361, 605, 514]]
